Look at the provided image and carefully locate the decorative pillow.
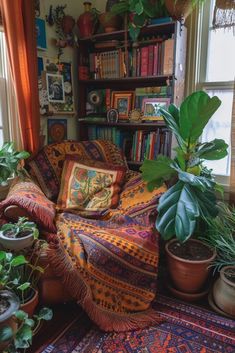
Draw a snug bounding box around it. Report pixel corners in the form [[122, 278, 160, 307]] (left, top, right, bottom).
[[0, 179, 56, 232], [26, 140, 128, 201], [57, 158, 126, 213], [106, 174, 167, 226]]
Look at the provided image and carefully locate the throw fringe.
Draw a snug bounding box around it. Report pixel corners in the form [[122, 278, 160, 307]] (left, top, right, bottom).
[[48, 238, 164, 332], [0, 196, 56, 232]]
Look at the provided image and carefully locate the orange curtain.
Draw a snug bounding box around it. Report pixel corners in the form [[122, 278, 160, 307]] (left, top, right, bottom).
[[0, 0, 40, 154]]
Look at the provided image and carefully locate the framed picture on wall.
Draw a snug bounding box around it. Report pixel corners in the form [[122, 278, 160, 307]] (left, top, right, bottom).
[[47, 118, 67, 144], [36, 18, 47, 50], [111, 91, 135, 120], [46, 73, 65, 103]]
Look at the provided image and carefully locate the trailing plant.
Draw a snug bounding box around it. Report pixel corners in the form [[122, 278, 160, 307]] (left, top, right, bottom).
[[200, 202, 235, 272], [141, 90, 228, 243], [110, 0, 167, 41], [0, 307, 53, 352], [0, 142, 30, 186], [0, 241, 48, 303], [1, 217, 39, 240]]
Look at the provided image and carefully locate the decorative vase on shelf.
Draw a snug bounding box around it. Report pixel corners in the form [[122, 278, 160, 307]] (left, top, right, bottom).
[[164, 0, 193, 20], [99, 12, 122, 33], [77, 2, 95, 38]]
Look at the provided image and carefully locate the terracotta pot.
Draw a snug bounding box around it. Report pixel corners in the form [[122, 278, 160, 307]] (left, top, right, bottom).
[[21, 289, 39, 317], [62, 15, 75, 34], [0, 291, 19, 351], [165, 0, 193, 20], [213, 266, 235, 317], [77, 2, 95, 38], [165, 239, 216, 294], [99, 12, 122, 33]]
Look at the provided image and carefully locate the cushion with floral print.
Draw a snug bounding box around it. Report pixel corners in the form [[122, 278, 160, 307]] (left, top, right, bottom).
[[57, 158, 126, 214]]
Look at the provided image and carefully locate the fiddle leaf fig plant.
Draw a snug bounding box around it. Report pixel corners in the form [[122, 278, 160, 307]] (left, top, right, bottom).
[[140, 91, 228, 243]]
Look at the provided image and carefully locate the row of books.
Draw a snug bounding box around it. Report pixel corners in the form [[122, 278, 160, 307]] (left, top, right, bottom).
[[131, 130, 171, 162], [87, 126, 170, 161], [88, 37, 174, 79]]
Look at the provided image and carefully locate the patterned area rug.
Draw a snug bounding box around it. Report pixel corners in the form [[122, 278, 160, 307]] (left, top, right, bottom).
[[40, 295, 235, 353]]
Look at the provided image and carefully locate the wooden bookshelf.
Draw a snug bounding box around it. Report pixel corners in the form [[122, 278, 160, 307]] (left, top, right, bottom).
[[77, 21, 187, 169]]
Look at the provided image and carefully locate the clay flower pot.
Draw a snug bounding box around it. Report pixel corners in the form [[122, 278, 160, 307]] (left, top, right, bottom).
[[62, 15, 75, 34], [164, 0, 193, 20], [213, 266, 235, 317], [99, 12, 122, 33], [165, 239, 216, 294], [20, 289, 39, 317]]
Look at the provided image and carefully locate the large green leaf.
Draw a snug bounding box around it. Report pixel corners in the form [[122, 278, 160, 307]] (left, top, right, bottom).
[[140, 156, 177, 191], [156, 181, 199, 242], [196, 139, 228, 160], [159, 106, 186, 150], [178, 170, 216, 191], [179, 91, 221, 143], [168, 104, 180, 126]]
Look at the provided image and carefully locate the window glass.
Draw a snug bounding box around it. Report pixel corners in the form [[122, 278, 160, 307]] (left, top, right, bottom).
[[201, 89, 233, 176]]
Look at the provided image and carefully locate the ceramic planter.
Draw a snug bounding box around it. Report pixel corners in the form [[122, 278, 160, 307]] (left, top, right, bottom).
[[0, 290, 19, 351], [213, 266, 235, 317], [165, 239, 216, 294], [20, 289, 39, 317], [164, 0, 193, 20], [0, 230, 34, 251], [99, 12, 122, 33]]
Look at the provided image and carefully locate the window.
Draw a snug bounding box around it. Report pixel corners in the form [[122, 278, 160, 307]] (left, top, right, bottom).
[[0, 29, 10, 144], [196, 0, 234, 184]]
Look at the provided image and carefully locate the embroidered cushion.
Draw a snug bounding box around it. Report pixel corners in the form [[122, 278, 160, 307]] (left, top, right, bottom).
[[26, 140, 128, 201], [57, 158, 126, 213]]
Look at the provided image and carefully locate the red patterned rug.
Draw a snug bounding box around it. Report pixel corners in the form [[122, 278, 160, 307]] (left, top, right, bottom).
[[39, 295, 235, 353]]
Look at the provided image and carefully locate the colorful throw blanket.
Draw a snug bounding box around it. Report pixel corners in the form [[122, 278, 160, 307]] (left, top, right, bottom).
[[48, 212, 163, 332]]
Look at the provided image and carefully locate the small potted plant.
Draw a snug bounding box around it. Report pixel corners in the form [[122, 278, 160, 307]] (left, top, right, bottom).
[[201, 202, 235, 317], [0, 142, 30, 201], [0, 290, 19, 352], [141, 90, 228, 300], [0, 217, 39, 251], [0, 307, 53, 352]]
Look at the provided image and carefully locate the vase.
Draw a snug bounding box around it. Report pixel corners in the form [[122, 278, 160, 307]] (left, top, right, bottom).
[[99, 12, 122, 33], [77, 2, 95, 38], [164, 0, 193, 20]]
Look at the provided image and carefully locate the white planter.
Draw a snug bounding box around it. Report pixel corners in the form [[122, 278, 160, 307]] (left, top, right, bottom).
[[0, 230, 34, 251]]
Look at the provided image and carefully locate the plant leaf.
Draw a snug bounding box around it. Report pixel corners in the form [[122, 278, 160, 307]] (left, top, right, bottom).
[[178, 170, 216, 191], [14, 310, 28, 321], [196, 139, 228, 160], [135, 0, 144, 15], [0, 326, 13, 342], [17, 282, 31, 291], [156, 181, 199, 242], [0, 251, 6, 261], [179, 91, 221, 143], [140, 156, 177, 191], [11, 255, 28, 267], [36, 307, 53, 321], [15, 324, 32, 349]]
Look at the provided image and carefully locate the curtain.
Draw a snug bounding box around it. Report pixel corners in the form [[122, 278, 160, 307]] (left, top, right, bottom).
[[0, 0, 40, 154], [230, 82, 235, 203], [212, 0, 235, 30]]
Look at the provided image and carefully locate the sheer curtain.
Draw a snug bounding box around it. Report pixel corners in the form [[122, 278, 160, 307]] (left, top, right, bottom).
[[230, 83, 235, 203]]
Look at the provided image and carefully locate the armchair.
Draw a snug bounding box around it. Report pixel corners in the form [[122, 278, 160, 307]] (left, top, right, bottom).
[[0, 140, 166, 331]]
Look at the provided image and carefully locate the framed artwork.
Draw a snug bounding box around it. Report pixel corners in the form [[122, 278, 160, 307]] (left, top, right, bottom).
[[47, 119, 67, 144], [46, 73, 65, 103], [36, 18, 47, 50], [107, 108, 119, 123], [142, 97, 171, 121], [111, 91, 135, 120]]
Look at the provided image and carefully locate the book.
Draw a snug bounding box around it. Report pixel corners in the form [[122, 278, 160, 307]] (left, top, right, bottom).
[[163, 38, 174, 75], [140, 47, 149, 77]]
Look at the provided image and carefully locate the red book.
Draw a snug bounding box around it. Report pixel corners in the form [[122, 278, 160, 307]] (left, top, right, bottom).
[[153, 44, 159, 76], [106, 89, 111, 110], [136, 48, 141, 77], [140, 46, 149, 77], [148, 45, 154, 76]]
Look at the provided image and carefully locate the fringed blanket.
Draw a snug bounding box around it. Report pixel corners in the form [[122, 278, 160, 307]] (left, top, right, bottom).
[[48, 212, 163, 332]]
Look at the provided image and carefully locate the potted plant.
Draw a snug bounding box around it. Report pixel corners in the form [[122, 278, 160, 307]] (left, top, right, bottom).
[[0, 142, 30, 201], [0, 307, 53, 352], [0, 290, 19, 351], [164, 0, 206, 20], [110, 0, 167, 41], [0, 217, 39, 251], [0, 243, 47, 316], [141, 90, 228, 299], [201, 202, 235, 317]]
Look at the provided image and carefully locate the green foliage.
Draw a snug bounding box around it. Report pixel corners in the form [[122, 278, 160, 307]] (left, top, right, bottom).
[[110, 0, 167, 41], [0, 307, 53, 352], [1, 217, 39, 240], [141, 91, 228, 242], [0, 142, 30, 185], [200, 202, 235, 272]]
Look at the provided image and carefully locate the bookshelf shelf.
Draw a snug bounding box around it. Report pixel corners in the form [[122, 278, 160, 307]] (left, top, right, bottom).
[[77, 21, 187, 169]]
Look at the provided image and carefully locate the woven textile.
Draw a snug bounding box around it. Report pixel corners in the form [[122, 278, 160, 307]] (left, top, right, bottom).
[[57, 158, 126, 213], [48, 211, 162, 332], [26, 140, 127, 200], [40, 294, 235, 353], [106, 174, 166, 226], [0, 179, 56, 232]]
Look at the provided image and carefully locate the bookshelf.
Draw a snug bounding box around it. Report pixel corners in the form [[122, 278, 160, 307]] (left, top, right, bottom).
[[77, 21, 187, 169]]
